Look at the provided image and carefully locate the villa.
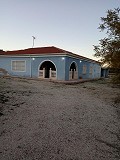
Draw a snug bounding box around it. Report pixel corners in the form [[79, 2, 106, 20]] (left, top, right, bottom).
[[0, 46, 101, 81]]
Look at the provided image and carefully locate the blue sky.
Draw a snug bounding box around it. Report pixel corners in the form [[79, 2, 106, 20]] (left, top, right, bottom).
[[0, 0, 119, 59]]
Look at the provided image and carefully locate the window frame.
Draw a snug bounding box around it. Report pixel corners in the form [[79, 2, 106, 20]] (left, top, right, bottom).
[[82, 65, 87, 74], [11, 60, 26, 72], [89, 66, 93, 74]]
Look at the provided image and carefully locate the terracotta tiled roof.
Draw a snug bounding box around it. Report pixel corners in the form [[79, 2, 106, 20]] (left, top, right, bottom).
[[0, 46, 100, 64], [0, 49, 5, 54], [1, 46, 68, 55]]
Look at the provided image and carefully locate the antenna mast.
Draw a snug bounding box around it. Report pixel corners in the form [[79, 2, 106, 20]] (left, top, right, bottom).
[[32, 36, 36, 48]]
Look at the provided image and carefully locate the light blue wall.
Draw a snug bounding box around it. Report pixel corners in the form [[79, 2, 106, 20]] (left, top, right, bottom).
[[0, 56, 66, 80], [31, 56, 66, 80], [65, 56, 101, 80], [0, 55, 101, 80], [0, 57, 31, 77], [65, 57, 80, 80]]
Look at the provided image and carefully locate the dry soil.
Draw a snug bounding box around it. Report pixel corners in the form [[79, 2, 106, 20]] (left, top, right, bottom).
[[0, 77, 120, 160]]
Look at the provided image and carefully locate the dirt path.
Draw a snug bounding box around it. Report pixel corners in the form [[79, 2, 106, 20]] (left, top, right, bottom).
[[0, 77, 120, 160]]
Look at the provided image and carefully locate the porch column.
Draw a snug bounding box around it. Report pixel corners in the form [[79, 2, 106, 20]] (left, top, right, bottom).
[[43, 68, 45, 78], [49, 68, 52, 78]]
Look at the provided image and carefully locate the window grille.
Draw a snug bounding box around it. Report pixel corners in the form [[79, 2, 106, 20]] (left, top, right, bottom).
[[12, 61, 26, 72]]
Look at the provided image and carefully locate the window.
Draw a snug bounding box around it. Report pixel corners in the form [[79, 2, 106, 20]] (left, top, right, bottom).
[[11, 60, 26, 72], [83, 65, 87, 74], [89, 66, 93, 74], [98, 66, 101, 72]]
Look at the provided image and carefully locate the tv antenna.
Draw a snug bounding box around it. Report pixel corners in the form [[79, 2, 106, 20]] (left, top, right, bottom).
[[32, 36, 36, 48]]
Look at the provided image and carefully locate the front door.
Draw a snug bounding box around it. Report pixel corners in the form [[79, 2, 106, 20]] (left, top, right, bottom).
[[45, 67, 49, 78]]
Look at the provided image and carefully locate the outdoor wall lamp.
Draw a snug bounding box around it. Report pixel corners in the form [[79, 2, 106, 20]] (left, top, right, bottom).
[[62, 57, 65, 60]]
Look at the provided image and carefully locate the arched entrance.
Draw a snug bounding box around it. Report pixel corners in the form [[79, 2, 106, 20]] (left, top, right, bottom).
[[39, 61, 57, 79], [69, 62, 78, 80]]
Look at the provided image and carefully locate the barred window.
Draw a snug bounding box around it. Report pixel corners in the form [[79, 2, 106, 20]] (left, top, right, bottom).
[[12, 61, 26, 72], [83, 65, 87, 74]]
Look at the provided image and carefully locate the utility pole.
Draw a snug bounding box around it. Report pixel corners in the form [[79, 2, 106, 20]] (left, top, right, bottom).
[[32, 36, 36, 48]]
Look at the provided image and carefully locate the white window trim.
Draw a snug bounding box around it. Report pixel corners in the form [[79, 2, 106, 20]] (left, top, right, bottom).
[[11, 60, 26, 72]]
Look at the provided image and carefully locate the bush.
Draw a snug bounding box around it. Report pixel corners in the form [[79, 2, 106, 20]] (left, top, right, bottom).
[[111, 73, 120, 84]]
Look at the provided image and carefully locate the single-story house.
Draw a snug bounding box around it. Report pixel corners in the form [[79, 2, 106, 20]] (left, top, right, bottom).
[[0, 46, 102, 81]]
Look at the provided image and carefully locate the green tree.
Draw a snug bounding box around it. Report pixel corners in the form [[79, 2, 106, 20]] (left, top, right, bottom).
[[94, 8, 120, 83]]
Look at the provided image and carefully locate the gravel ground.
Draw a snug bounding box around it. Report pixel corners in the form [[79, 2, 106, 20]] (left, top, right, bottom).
[[0, 77, 120, 160]]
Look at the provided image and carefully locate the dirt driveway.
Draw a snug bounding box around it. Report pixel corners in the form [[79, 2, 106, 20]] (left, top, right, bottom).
[[0, 77, 120, 160]]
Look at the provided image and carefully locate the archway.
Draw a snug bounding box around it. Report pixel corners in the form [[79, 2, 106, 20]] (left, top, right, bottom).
[[39, 61, 56, 79], [69, 62, 78, 80]]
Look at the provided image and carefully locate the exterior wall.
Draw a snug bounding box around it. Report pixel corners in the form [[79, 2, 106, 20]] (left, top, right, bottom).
[[0, 57, 31, 77], [65, 57, 79, 80], [0, 55, 101, 81], [94, 64, 101, 78], [0, 56, 66, 80], [65, 56, 101, 80], [31, 56, 66, 80]]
